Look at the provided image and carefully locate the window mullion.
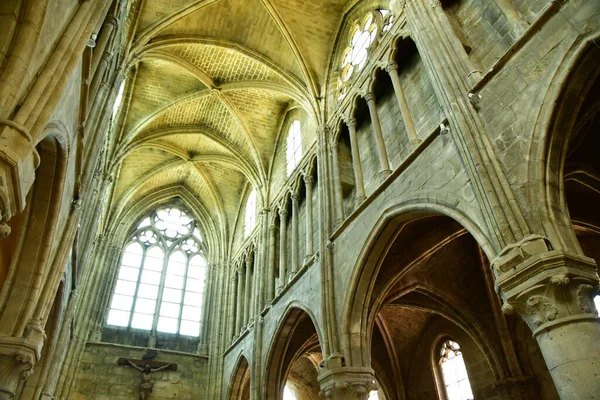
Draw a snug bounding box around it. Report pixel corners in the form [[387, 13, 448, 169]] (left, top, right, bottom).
[[153, 244, 170, 333], [177, 253, 192, 334], [128, 244, 147, 328]]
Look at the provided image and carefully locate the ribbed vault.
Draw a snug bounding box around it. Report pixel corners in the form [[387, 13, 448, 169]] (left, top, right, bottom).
[[110, 0, 353, 248]]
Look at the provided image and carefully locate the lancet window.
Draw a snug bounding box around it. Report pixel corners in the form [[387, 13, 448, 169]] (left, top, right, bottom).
[[106, 207, 206, 337], [286, 120, 303, 176], [244, 189, 257, 237], [438, 339, 474, 400]]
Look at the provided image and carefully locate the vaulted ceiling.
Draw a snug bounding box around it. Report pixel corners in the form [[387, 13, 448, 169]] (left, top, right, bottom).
[[109, 0, 365, 243]]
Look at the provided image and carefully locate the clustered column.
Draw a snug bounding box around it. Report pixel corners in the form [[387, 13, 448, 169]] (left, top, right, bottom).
[[330, 141, 345, 226], [243, 253, 252, 327]]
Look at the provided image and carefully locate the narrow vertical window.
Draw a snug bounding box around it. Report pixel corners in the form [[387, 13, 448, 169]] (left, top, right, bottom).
[[594, 295, 600, 313], [106, 207, 206, 337], [244, 189, 257, 237], [286, 120, 302, 175], [438, 340, 474, 400], [112, 81, 125, 118]]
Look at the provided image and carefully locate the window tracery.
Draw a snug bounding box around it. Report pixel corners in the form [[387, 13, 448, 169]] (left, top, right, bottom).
[[438, 339, 474, 400], [286, 120, 303, 176], [338, 9, 394, 99], [106, 207, 206, 337]]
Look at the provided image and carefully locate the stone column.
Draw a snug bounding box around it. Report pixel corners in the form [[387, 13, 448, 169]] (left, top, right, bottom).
[[493, 249, 600, 399], [364, 92, 391, 175], [267, 223, 277, 302], [290, 194, 299, 277], [330, 142, 345, 226], [304, 175, 314, 263], [278, 207, 288, 293], [243, 254, 252, 327], [318, 366, 377, 400], [386, 62, 421, 147], [228, 271, 237, 341], [235, 266, 244, 336], [345, 118, 365, 202]]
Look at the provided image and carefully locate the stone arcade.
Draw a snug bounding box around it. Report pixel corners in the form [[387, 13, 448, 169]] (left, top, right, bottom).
[[0, 0, 598, 399]]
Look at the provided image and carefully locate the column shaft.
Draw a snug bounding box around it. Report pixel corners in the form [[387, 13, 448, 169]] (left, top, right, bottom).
[[304, 176, 314, 262], [290, 195, 299, 276], [330, 144, 345, 225], [386, 64, 420, 147], [267, 225, 276, 302], [243, 256, 252, 326], [364, 93, 391, 174], [235, 267, 244, 334], [278, 209, 288, 291], [346, 119, 365, 202], [227, 272, 237, 341]]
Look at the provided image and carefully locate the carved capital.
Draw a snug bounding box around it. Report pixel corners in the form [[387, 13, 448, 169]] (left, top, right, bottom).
[[279, 207, 288, 219], [106, 14, 119, 28], [318, 364, 377, 400], [495, 250, 600, 336], [0, 337, 39, 397], [304, 175, 314, 186], [345, 117, 357, 130], [363, 92, 376, 103], [385, 62, 399, 73]]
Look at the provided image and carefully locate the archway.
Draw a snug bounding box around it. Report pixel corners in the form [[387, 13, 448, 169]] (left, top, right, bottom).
[[228, 354, 251, 400], [345, 213, 559, 400], [264, 306, 323, 400]]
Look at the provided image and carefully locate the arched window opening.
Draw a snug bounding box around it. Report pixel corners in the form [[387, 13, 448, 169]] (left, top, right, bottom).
[[106, 207, 206, 337], [112, 81, 125, 118], [286, 120, 303, 176], [338, 9, 393, 99], [368, 390, 380, 399], [438, 339, 474, 400], [244, 189, 257, 237], [594, 295, 600, 313], [283, 385, 297, 400]]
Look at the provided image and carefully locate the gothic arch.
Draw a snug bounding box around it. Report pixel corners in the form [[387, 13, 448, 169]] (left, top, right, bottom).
[[264, 303, 324, 400], [227, 353, 251, 400], [0, 131, 69, 336], [341, 198, 494, 367], [528, 32, 600, 253]]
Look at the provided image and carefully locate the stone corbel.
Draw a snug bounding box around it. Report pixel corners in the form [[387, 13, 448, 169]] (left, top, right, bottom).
[[495, 249, 600, 336], [0, 336, 40, 398], [0, 121, 39, 237]]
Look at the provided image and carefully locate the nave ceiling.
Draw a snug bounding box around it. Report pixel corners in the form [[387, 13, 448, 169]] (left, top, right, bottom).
[[109, 0, 364, 242]]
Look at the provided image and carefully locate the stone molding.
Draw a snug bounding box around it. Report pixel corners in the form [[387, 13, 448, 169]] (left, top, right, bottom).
[[0, 336, 40, 398], [494, 250, 600, 336]]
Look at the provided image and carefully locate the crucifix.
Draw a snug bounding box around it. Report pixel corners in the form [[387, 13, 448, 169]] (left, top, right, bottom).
[[118, 357, 178, 400]]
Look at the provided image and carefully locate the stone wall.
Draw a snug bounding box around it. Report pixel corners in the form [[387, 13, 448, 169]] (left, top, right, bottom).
[[70, 342, 209, 400]]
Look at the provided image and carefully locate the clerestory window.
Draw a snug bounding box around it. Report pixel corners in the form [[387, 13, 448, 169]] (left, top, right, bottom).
[[112, 81, 125, 118], [438, 339, 474, 400], [338, 9, 394, 99], [106, 207, 206, 337], [286, 120, 303, 176], [244, 189, 257, 237]]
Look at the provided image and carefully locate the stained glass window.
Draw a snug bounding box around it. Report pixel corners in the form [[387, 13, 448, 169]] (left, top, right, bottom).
[[286, 120, 302, 176], [106, 207, 206, 337], [439, 340, 474, 400]]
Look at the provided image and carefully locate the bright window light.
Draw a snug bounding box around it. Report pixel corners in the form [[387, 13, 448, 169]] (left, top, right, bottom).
[[286, 120, 302, 176], [106, 207, 206, 337], [283, 385, 297, 400], [439, 340, 474, 400], [112, 81, 125, 118], [244, 189, 257, 237]]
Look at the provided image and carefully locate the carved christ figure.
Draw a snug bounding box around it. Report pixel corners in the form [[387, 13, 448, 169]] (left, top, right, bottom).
[[127, 360, 171, 400]]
